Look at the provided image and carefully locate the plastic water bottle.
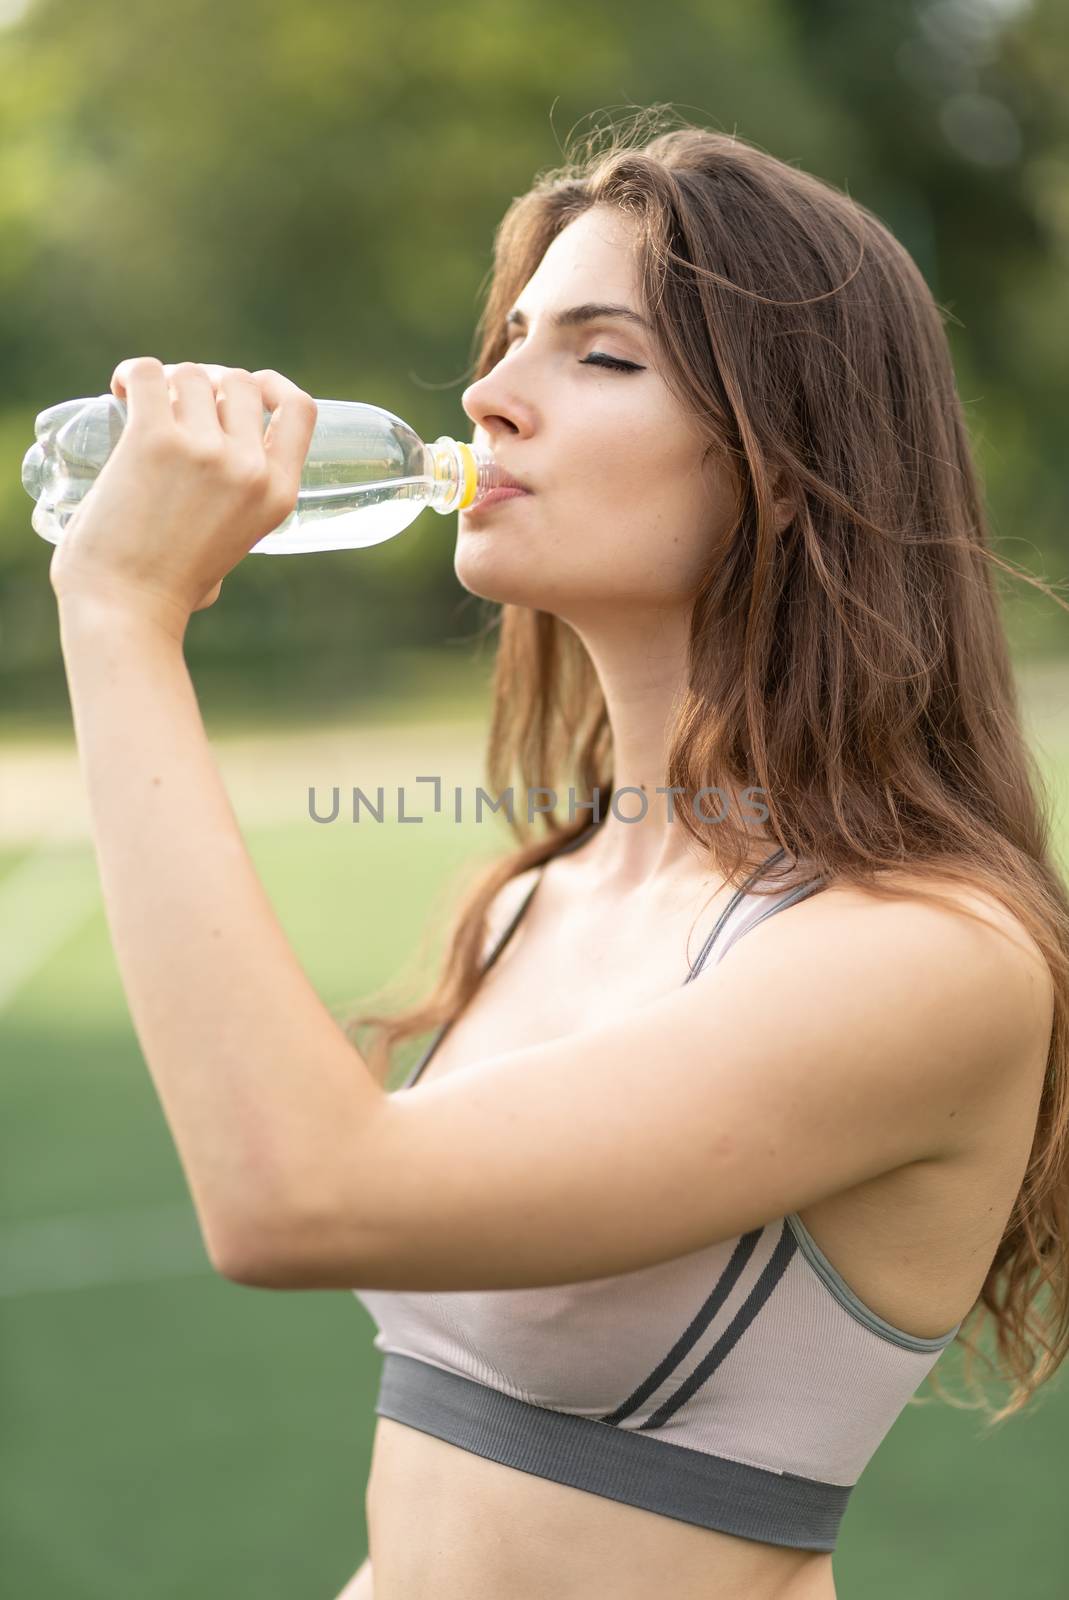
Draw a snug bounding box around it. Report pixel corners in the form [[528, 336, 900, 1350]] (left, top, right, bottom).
[[21, 394, 508, 554]]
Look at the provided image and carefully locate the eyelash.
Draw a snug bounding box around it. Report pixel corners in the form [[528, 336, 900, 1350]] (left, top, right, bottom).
[[502, 335, 641, 374], [580, 353, 643, 373]]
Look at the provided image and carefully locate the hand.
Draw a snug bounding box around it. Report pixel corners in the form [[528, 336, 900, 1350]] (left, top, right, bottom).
[[48, 358, 318, 641]]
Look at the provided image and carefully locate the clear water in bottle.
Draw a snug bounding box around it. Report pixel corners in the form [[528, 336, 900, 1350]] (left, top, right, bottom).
[[21, 394, 506, 554]]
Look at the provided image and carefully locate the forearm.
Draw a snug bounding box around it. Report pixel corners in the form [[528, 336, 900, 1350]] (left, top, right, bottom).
[[56, 593, 385, 1271]]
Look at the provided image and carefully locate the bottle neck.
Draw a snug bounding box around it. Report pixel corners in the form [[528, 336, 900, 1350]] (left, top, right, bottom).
[[426, 437, 503, 513]]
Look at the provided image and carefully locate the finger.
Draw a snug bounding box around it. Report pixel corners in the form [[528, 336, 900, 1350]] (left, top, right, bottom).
[[163, 362, 225, 438], [111, 357, 173, 432], [215, 368, 268, 450], [252, 369, 318, 492]]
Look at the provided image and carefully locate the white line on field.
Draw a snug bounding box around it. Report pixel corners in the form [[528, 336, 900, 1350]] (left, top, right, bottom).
[[0, 840, 102, 1012], [0, 1201, 215, 1299]]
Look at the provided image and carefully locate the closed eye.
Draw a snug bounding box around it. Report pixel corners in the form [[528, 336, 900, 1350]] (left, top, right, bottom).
[[580, 353, 644, 373], [502, 332, 643, 374]]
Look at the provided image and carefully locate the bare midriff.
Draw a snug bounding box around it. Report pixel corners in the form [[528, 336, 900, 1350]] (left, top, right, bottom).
[[365, 1415, 838, 1600]]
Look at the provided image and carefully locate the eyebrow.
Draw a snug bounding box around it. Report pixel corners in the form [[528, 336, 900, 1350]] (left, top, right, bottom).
[[504, 301, 651, 333]]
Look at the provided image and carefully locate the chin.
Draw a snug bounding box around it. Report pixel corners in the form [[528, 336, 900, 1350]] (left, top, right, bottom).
[[451, 544, 563, 611], [453, 525, 628, 616], [453, 532, 539, 608], [453, 563, 543, 610]]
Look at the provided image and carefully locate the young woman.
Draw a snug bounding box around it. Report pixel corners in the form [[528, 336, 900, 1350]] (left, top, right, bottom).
[[50, 115, 1069, 1600]]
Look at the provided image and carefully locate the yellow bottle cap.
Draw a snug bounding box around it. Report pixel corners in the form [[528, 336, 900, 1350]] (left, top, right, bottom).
[[455, 441, 479, 510]]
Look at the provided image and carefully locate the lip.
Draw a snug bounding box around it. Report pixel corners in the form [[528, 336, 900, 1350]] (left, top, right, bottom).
[[465, 486, 532, 516], [491, 469, 531, 492], [477, 455, 532, 492]]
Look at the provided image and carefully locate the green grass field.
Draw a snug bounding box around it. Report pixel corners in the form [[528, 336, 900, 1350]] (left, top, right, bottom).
[[2, 702, 1069, 1597]]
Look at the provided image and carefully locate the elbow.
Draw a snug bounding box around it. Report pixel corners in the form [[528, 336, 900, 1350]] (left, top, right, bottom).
[[208, 1231, 281, 1287], [213, 1244, 292, 1288], [210, 1212, 376, 1290], [206, 1208, 309, 1288]]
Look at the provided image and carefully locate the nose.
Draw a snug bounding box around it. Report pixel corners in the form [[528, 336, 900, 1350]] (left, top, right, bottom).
[[461, 367, 533, 450]]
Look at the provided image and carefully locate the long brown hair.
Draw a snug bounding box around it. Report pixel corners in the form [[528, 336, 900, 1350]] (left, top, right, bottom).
[[339, 107, 1069, 1429]]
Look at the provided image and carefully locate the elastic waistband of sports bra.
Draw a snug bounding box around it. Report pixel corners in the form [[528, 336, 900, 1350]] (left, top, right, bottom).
[[374, 1350, 853, 1553]]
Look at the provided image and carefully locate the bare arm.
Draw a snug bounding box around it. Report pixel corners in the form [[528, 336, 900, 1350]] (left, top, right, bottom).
[[55, 594, 387, 1274], [234, 875, 1052, 1292]]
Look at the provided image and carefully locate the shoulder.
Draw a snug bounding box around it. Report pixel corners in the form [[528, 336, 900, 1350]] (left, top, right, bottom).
[[744, 866, 1053, 1103], [901, 872, 1054, 1067], [772, 862, 1045, 965], [825, 869, 1050, 1000]]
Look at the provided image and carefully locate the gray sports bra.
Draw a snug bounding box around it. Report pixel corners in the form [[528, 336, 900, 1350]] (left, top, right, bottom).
[[353, 827, 961, 1553]]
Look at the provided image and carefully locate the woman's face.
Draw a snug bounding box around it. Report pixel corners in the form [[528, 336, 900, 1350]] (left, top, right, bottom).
[[457, 205, 739, 623]]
